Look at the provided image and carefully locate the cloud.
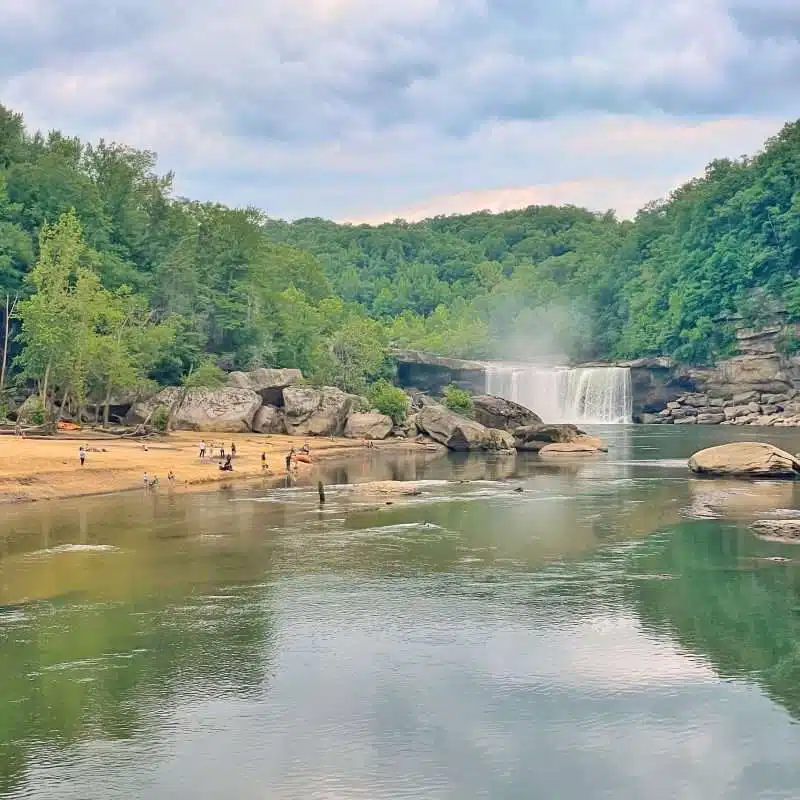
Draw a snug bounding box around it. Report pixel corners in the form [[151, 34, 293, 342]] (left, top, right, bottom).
[[0, 0, 798, 220]]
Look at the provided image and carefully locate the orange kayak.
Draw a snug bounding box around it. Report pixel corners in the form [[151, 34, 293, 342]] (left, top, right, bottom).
[[294, 453, 312, 464], [57, 421, 81, 431]]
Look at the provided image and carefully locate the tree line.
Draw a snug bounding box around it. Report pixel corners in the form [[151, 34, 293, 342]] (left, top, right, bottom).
[[0, 102, 798, 420]]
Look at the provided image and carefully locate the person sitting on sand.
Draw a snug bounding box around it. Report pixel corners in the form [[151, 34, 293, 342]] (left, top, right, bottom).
[[300, 442, 310, 455], [219, 454, 234, 472], [149, 475, 160, 488], [79, 446, 86, 466]]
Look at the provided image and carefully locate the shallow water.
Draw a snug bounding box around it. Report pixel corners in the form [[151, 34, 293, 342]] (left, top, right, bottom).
[[2, 426, 800, 799]]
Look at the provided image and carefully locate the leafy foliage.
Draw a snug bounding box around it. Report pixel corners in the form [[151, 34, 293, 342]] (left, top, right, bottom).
[[0, 101, 799, 414], [367, 379, 409, 424], [442, 384, 473, 415]]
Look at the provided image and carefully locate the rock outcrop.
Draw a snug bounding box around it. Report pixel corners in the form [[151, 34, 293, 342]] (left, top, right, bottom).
[[129, 387, 262, 432], [283, 386, 358, 436], [688, 442, 800, 478], [471, 395, 542, 431], [416, 404, 514, 451], [344, 412, 394, 440], [512, 423, 607, 453], [226, 368, 302, 405], [393, 349, 487, 394], [252, 404, 286, 434]]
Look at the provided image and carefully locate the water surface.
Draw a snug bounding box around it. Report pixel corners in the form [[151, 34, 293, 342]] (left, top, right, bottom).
[[2, 426, 800, 799]]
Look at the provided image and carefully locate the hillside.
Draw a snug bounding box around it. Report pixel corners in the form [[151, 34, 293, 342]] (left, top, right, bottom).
[[0, 102, 798, 417]]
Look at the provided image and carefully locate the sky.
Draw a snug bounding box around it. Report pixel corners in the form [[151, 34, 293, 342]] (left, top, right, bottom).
[[1, 0, 798, 223]]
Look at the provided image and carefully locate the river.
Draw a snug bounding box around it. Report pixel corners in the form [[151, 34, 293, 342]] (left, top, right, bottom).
[[2, 426, 800, 799]]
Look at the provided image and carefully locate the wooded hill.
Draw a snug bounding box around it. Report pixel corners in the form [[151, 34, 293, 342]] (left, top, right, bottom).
[[0, 102, 798, 417]]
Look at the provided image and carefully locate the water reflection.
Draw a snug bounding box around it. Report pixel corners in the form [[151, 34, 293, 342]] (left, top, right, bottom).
[[3, 427, 800, 798]]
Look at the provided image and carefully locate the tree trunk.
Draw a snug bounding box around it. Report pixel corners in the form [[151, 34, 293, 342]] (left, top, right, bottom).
[[57, 385, 71, 423], [0, 294, 16, 393], [41, 362, 51, 407], [102, 380, 112, 427]]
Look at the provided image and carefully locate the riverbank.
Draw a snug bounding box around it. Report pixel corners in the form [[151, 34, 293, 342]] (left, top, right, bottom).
[[0, 431, 439, 504]]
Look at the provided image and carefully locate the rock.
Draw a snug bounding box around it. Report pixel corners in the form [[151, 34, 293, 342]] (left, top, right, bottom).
[[751, 519, 800, 542], [471, 395, 542, 431], [761, 404, 779, 415], [344, 412, 394, 440], [226, 368, 302, 405], [513, 423, 608, 452], [733, 390, 761, 405], [683, 394, 709, 407], [283, 386, 359, 436], [416, 404, 514, 451], [539, 442, 605, 456], [343, 481, 424, 497], [762, 393, 790, 405], [724, 405, 751, 420], [658, 408, 672, 417], [392, 414, 420, 439], [129, 387, 262, 432], [674, 416, 697, 425], [696, 413, 725, 425], [717, 355, 790, 395], [667, 401, 682, 410], [671, 407, 697, 419], [640, 413, 664, 424], [252, 404, 286, 434], [688, 442, 800, 478], [393, 349, 487, 394], [747, 402, 762, 414], [708, 398, 726, 408]]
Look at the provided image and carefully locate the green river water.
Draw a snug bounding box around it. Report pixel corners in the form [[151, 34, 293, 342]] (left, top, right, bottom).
[[2, 425, 800, 799]]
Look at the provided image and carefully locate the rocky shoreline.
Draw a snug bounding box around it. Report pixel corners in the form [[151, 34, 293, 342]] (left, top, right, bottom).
[[643, 389, 800, 426]]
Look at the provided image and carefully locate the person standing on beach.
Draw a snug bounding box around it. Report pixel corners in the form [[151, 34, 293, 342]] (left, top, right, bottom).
[[231, 442, 237, 458], [143, 471, 149, 490], [285, 449, 294, 472], [199, 441, 206, 459], [261, 452, 267, 471], [79, 446, 86, 466]]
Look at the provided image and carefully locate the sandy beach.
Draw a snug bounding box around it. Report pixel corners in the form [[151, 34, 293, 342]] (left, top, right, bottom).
[[0, 431, 431, 504]]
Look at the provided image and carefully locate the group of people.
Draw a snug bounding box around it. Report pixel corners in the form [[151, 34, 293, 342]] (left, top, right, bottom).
[[285, 442, 310, 472]]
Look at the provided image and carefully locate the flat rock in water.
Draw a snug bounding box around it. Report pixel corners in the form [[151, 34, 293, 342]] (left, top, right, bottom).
[[344, 481, 423, 496], [471, 395, 542, 431], [539, 441, 606, 457], [751, 519, 800, 543], [687, 442, 800, 478]]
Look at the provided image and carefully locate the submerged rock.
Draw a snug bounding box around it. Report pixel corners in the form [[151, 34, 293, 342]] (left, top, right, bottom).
[[688, 442, 800, 479], [343, 480, 424, 496], [751, 519, 800, 543], [471, 395, 542, 431], [539, 442, 606, 457]]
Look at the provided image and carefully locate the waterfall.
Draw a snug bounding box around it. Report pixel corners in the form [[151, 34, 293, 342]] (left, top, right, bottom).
[[485, 363, 633, 424]]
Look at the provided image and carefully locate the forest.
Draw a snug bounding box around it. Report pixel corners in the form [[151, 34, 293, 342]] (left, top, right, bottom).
[[0, 102, 798, 417]]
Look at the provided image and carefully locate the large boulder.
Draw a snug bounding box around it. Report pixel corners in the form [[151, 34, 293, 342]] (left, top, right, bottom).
[[128, 387, 262, 432], [688, 442, 800, 479], [252, 404, 286, 434], [416, 404, 514, 451], [471, 395, 542, 431], [344, 412, 394, 440], [512, 423, 608, 453], [226, 368, 302, 405], [751, 519, 800, 543], [283, 385, 358, 436]]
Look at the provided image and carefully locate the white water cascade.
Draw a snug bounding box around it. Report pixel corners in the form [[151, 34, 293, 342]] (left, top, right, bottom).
[[485, 363, 633, 424]]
